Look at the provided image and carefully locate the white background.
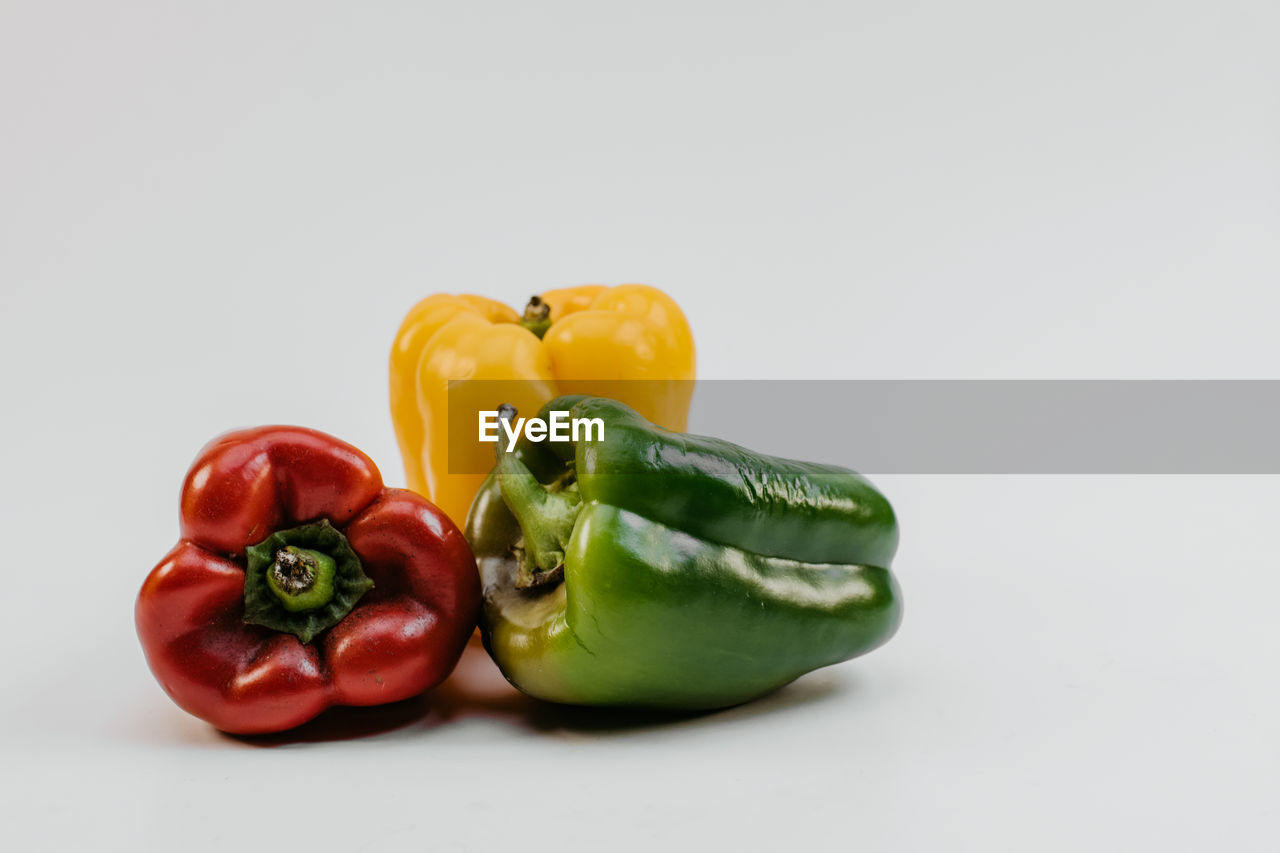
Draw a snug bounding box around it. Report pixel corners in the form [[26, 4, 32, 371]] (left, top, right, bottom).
[[2, 2, 1278, 850]]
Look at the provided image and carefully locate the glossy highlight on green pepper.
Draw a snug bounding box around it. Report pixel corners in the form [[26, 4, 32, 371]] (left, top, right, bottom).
[[466, 395, 903, 709]]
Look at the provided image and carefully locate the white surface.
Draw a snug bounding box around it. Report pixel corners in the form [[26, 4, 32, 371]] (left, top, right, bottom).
[[2, 2, 1278, 851]]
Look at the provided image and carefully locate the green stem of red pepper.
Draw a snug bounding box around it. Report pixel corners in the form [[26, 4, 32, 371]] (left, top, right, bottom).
[[266, 546, 337, 612], [242, 520, 374, 643], [494, 404, 578, 589]]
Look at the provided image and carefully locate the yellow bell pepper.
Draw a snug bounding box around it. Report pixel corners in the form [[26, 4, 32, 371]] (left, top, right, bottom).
[[389, 285, 696, 525]]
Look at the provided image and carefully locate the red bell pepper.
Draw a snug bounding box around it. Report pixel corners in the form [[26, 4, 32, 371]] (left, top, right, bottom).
[[136, 425, 480, 734]]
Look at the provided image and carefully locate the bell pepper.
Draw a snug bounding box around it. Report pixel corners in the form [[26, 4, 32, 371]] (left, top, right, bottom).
[[389, 284, 695, 526], [136, 426, 480, 734], [466, 396, 903, 709]]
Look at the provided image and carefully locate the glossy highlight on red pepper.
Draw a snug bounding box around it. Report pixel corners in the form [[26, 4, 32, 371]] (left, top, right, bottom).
[[136, 426, 480, 734]]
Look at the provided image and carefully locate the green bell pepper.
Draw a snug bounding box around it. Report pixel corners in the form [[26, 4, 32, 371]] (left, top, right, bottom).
[[465, 395, 903, 709]]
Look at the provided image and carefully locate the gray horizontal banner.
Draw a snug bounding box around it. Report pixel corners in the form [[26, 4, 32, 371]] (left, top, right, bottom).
[[446, 380, 1280, 474]]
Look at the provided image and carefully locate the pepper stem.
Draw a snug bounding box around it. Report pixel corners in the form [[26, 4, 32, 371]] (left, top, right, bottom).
[[242, 520, 374, 643], [266, 546, 337, 612], [520, 295, 553, 339], [495, 404, 579, 588]]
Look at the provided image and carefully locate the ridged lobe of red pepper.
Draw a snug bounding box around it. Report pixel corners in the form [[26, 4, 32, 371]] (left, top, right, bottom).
[[178, 425, 384, 557], [136, 542, 330, 733], [332, 489, 481, 706]]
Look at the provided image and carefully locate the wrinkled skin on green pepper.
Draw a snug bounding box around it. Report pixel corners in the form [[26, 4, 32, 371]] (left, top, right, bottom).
[[465, 395, 903, 710]]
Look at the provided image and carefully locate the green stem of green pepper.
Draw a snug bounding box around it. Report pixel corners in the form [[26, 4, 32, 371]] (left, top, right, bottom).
[[519, 296, 553, 339], [494, 404, 579, 588]]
